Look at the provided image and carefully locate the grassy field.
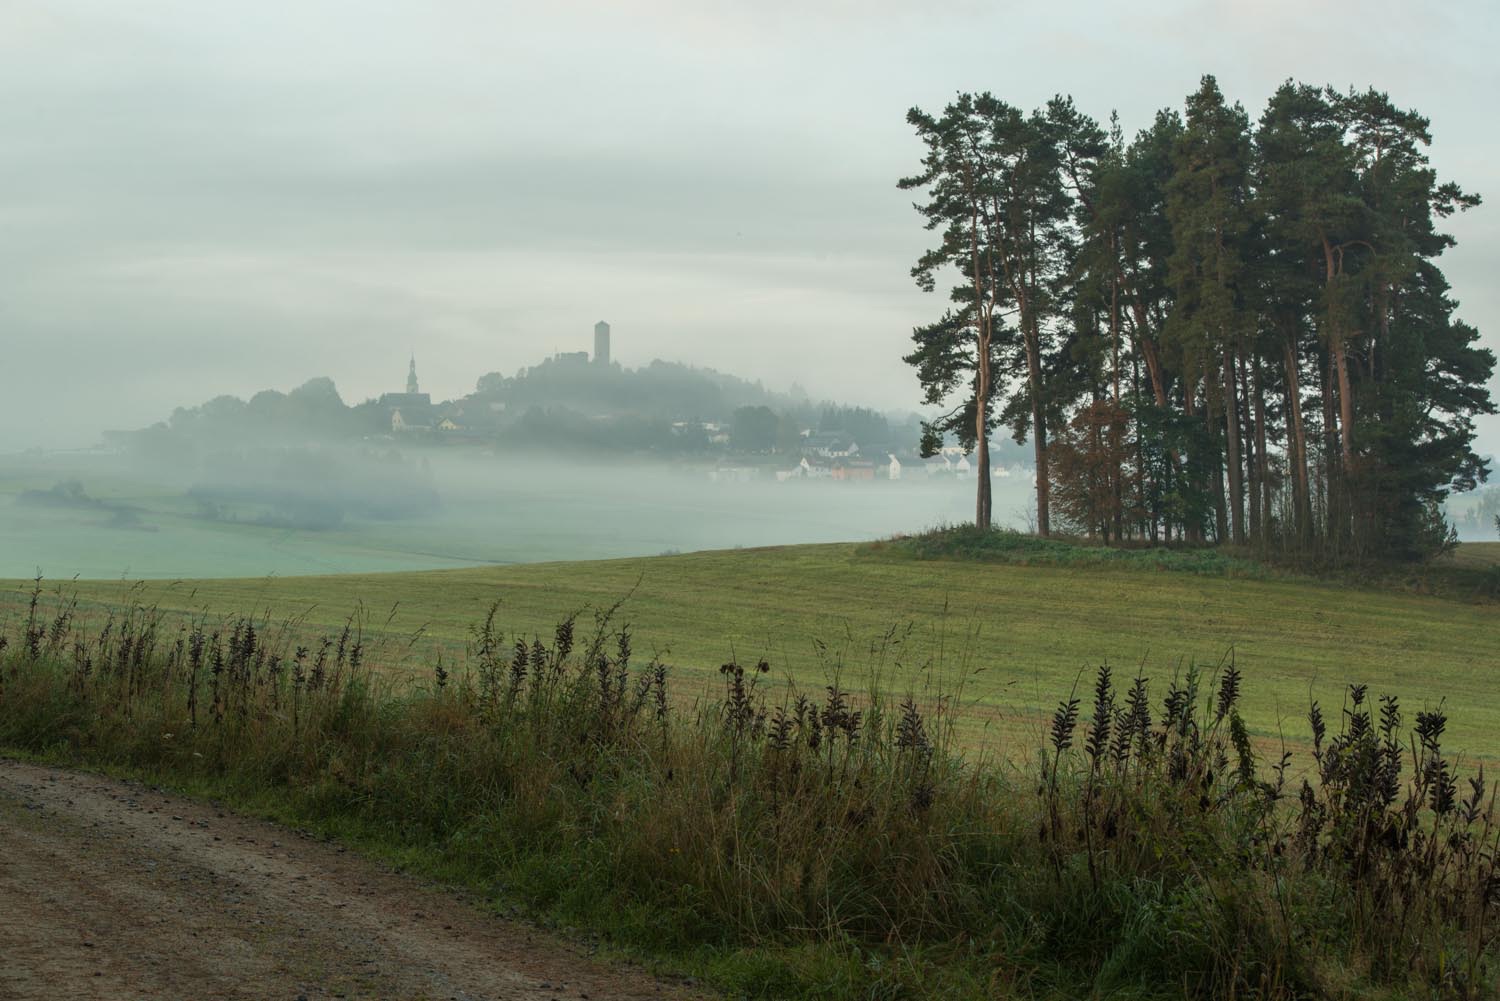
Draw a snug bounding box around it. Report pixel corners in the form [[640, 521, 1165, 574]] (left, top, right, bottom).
[[7, 540, 1497, 760], [11, 557, 1497, 999]]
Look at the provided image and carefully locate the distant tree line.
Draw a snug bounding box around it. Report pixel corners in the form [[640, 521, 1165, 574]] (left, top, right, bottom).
[[728, 405, 901, 455], [499, 406, 713, 455], [473, 357, 802, 424], [902, 76, 1495, 560], [159, 377, 384, 443]]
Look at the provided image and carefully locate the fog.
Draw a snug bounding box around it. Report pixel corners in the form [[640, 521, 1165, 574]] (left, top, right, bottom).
[[1451, 485, 1500, 542], [1, 1, 1496, 456], [0, 447, 1026, 580], [2, 2, 1497, 576]]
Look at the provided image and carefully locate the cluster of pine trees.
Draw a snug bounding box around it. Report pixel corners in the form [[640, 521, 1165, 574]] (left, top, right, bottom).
[[902, 76, 1495, 560]]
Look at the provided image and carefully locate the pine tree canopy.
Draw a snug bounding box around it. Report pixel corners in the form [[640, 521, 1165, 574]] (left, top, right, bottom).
[[900, 77, 1494, 558]]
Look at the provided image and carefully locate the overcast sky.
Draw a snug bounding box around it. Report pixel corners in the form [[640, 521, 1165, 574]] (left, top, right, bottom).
[[2, 0, 1496, 457]]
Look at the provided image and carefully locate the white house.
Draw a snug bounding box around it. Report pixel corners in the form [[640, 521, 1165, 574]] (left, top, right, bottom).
[[798, 456, 833, 479], [802, 432, 859, 459], [886, 453, 902, 481], [923, 454, 953, 476]]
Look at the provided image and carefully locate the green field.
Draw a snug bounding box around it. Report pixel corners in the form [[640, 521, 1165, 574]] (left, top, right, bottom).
[[9, 541, 1497, 760]]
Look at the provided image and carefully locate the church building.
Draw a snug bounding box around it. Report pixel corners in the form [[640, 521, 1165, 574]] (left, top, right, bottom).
[[378, 355, 434, 431]]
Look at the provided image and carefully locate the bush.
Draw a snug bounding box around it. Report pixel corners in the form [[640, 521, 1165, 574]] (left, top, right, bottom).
[[871, 524, 1268, 578]]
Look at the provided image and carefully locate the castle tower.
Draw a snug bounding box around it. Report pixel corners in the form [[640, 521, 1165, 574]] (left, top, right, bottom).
[[407, 354, 419, 394], [593, 321, 611, 366]]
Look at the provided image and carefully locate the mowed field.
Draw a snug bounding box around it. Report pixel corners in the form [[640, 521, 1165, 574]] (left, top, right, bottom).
[[5, 542, 1497, 759]]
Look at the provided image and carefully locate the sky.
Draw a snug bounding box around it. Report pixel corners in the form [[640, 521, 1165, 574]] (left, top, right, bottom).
[[2, 0, 1497, 457]]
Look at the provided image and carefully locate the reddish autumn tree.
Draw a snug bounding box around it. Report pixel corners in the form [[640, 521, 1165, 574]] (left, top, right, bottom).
[[1048, 401, 1137, 541]]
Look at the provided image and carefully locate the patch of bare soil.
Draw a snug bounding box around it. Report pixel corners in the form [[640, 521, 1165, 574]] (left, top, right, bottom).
[[0, 759, 706, 1001]]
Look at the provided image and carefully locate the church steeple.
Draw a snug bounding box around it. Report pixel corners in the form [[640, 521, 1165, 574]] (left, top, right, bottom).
[[407, 354, 419, 394]]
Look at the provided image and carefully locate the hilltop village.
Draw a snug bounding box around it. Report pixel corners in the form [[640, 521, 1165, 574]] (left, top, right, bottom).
[[135, 322, 1033, 485]]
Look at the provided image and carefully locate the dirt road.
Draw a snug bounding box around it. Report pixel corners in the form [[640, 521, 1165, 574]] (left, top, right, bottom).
[[0, 759, 705, 1001]]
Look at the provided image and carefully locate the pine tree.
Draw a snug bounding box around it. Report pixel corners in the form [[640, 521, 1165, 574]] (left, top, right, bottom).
[[899, 95, 1007, 527], [1164, 76, 1255, 543]]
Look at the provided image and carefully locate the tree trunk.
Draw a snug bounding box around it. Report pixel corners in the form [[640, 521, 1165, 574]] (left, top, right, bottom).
[[1031, 397, 1050, 537], [1283, 338, 1312, 543], [975, 434, 992, 527], [1200, 363, 1227, 544], [964, 186, 992, 531], [1321, 234, 1356, 468], [1223, 345, 1245, 545], [1090, 393, 1104, 541], [1321, 354, 1341, 545], [1373, 276, 1390, 381], [1240, 359, 1254, 542], [1249, 353, 1270, 544], [1133, 352, 1153, 544], [1025, 321, 1050, 537], [1209, 392, 1228, 544], [1110, 270, 1123, 542], [1239, 350, 1259, 544], [1183, 380, 1199, 544], [1110, 248, 1122, 405], [1331, 336, 1355, 467], [975, 333, 992, 528], [1130, 301, 1169, 407]]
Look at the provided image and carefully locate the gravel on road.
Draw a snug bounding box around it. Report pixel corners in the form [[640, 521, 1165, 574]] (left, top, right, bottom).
[[0, 759, 705, 1001]]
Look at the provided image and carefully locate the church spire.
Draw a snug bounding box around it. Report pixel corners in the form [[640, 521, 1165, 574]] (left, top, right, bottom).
[[407, 354, 419, 394]]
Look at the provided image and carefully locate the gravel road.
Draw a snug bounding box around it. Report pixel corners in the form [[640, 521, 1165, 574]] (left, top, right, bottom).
[[0, 759, 705, 1001]]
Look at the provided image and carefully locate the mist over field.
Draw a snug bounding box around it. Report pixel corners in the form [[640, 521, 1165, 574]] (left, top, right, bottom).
[[0, 447, 1029, 579], [1, 1, 1495, 577]]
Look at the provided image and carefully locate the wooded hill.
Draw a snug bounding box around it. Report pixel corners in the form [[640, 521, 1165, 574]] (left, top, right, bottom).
[[901, 76, 1495, 561], [128, 358, 913, 458]]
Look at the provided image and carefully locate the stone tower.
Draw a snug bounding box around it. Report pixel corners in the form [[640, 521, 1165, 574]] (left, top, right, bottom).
[[593, 321, 611, 366], [407, 355, 419, 394]]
